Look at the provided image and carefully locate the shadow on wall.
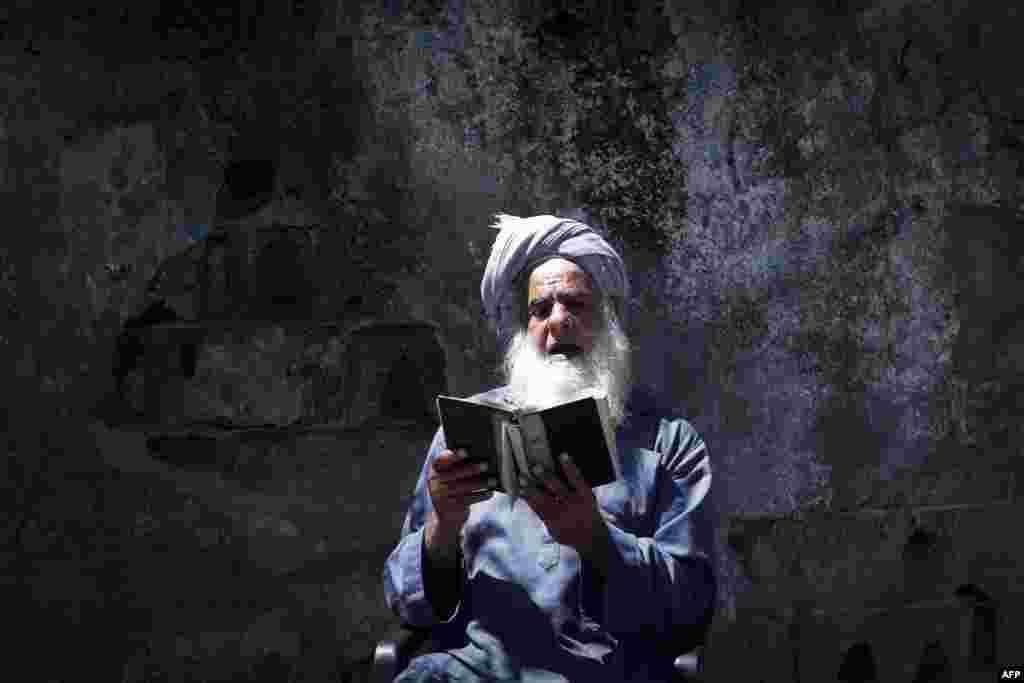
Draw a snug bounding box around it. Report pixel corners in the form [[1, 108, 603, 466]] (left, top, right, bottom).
[[344, 321, 448, 429], [382, 350, 432, 422], [103, 306, 448, 431], [100, 172, 450, 428], [837, 641, 878, 683], [911, 640, 951, 683]]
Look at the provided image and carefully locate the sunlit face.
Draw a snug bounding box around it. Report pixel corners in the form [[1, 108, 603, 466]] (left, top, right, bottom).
[[525, 258, 600, 358], [504, 257, 632, 425]]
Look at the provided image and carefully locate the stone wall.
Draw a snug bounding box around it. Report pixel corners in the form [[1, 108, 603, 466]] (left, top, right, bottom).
[[116, 318, 446, 428], [84, 418, 431, 680], [3, 0, 1022, 680]]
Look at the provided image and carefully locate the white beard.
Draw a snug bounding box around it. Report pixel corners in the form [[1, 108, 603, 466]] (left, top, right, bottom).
[[502, 309, 632, 427]]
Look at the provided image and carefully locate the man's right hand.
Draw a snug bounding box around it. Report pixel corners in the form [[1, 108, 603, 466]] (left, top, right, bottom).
[[427, 448, 496, 533], [422, 448, 493, 615]]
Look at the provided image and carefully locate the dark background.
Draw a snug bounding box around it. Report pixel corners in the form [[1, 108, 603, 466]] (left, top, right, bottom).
[[1, 0, 1020, 679]]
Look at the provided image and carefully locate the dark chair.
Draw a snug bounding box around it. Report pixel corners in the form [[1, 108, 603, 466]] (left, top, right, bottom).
[[367, 622, 706, 682]]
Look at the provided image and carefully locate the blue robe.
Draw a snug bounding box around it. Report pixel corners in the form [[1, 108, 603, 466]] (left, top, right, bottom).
[[383, 385, 717, 682]]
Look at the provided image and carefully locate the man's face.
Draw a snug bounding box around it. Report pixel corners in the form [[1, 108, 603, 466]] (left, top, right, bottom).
[[505, 256, 632, 425], [525, 258, 599, 359]]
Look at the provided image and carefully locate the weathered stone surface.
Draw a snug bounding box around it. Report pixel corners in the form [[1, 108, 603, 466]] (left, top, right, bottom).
[[89, 416, 433, 672], [119, 318, 447, 429], [849, 460, 1017, 509], [799, 601, 971, 683], [711, 594, 1012, 682], [728, 510, 910, 611], [702, 607, 794, 681], [727, 502, 1024, 614], [6, 0, 1024, 678]]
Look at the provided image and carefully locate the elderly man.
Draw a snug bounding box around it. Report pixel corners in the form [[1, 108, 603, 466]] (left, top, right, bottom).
[[383, 214, 716, 682]]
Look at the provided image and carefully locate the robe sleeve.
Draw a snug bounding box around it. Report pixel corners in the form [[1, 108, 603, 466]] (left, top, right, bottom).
[[586, 417, 717, 642], [382, 426, 466, 627]]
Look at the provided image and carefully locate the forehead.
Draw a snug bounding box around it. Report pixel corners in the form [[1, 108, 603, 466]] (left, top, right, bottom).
[[526, 258, 594, 297]]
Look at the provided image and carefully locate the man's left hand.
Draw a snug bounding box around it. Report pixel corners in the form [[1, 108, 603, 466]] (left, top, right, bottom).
[[520, 453, 606, 554]]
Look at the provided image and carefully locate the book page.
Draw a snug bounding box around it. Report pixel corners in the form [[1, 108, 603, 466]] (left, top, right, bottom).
[[499, 419, 518, 500], [518, 413, 554, 471], [504, 423, 533, 485]]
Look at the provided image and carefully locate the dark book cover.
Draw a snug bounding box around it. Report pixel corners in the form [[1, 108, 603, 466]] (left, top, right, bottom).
[[434, 396, 511, 476], [537, 395, 618, 489]]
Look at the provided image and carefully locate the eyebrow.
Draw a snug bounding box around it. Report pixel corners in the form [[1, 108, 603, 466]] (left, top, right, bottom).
[[528, 292, 590, 309]]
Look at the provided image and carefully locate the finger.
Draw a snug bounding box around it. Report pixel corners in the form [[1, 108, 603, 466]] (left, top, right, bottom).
[[439, 461, 491, 483], [433, 450, 454, 471], [532, 464, 569, 499], [438, 476, 498, 499], [558, 453, 585, 494], [517, 477, 543, 502], [520, 475, 560, 506], [429, 471, 471, 499], [529, 466, 552, 495], [435, 448, 468, 471], [462, 490, 494, 505]]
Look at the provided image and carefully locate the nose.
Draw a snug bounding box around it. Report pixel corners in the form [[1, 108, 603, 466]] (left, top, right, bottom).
[[547, 301, 576, 337]]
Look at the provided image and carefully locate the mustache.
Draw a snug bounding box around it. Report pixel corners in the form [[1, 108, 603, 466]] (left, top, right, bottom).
[[501, 300, 632, 426], [548, 342, 582, 356]]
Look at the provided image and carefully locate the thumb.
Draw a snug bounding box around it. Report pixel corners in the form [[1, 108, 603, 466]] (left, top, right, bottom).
[[559, 453, 587, 492]]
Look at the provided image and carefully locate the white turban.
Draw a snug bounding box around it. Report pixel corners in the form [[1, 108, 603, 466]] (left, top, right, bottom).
[[480, 213, 629, 347]]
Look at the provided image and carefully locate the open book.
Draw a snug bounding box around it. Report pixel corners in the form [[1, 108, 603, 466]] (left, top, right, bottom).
[[435, 389, 622, 507]]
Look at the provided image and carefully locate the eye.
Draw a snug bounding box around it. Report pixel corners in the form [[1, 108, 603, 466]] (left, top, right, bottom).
[[530, 301, 552, 318]]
